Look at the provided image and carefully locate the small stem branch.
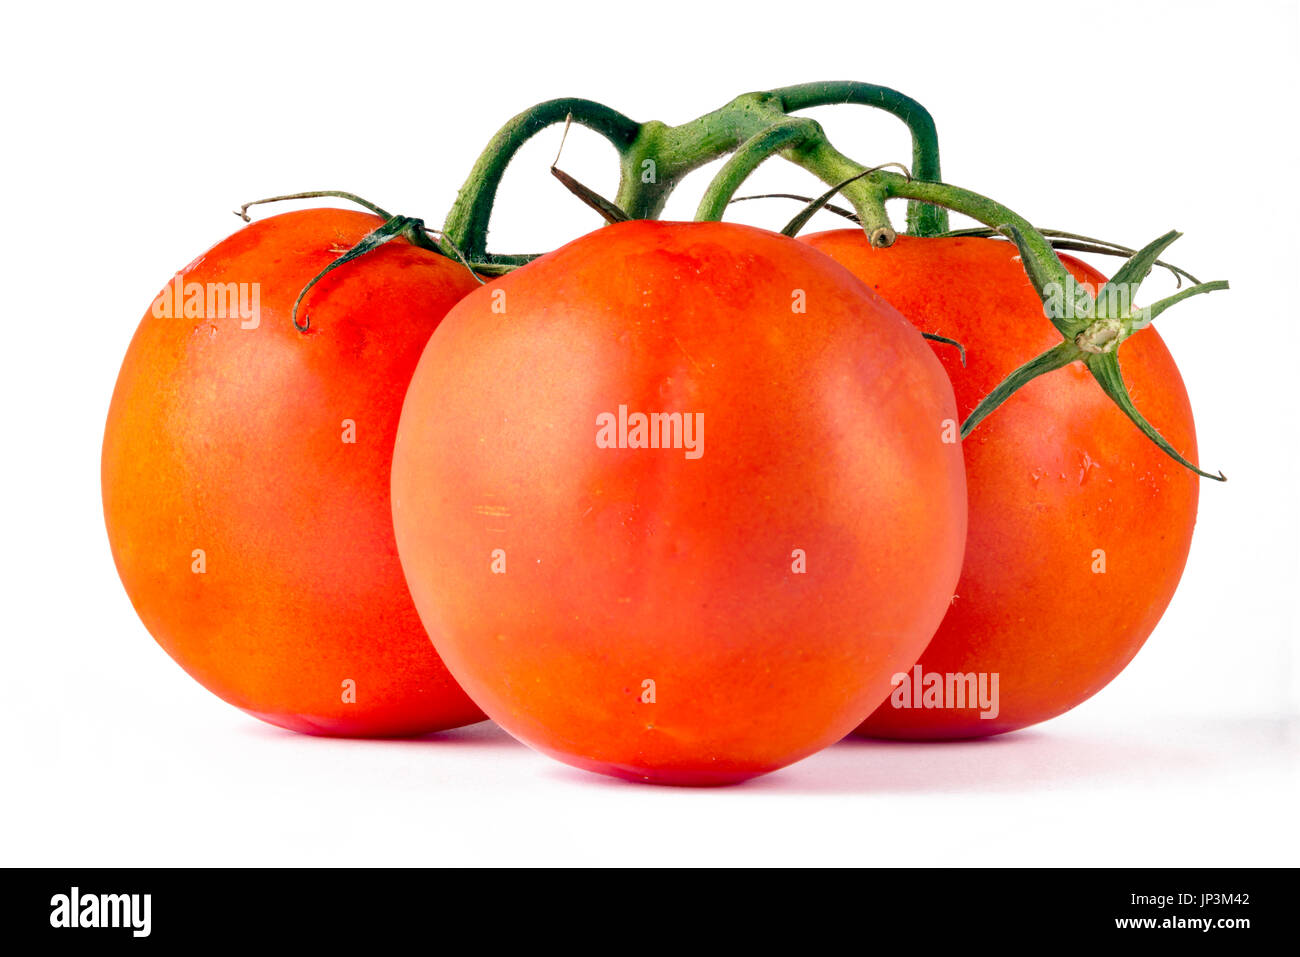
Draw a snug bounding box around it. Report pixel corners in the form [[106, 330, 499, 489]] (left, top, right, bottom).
[[694, 120, 819, 222], [783, 139, 896, 243], [772, 81, 948, 237], [613, 91, 791, 219], [884, 174, 1073, 291]]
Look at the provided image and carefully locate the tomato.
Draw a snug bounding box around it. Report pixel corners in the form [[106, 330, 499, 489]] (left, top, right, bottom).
[[802, 231, 1199, 738], [102, 208, 485, 736], [391, 220, 967, 784]]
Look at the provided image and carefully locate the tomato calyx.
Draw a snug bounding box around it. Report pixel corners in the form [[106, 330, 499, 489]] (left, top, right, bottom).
[[288, 216, 434, 332], [287, 216, 481, 332], [960, 225, 1229, 481], [1074, 318, 1127, 354], [780, 166, 1230, 480], [235, 191, 483, 332]]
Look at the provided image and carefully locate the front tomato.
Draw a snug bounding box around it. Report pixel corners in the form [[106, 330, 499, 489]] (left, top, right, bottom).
[[392, 220, 966, 784]]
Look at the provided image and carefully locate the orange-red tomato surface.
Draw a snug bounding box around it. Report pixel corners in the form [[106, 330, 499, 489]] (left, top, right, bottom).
[[803, 231, 1199, 738], [102, 208, 485, 736], [392, 220, 967, 784]]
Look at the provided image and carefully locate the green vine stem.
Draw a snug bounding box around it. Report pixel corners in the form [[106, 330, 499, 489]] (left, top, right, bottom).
[[770, 81, 947, 237], [441, 98, 642, 264], [694, 121, 825, 224], [441, 82, 949, 264]]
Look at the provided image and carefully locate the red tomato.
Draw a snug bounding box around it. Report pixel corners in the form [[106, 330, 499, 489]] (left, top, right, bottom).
[[802, 231, 1200, 738], [102, 208, 485, 736], [391, 220, 967, 784]]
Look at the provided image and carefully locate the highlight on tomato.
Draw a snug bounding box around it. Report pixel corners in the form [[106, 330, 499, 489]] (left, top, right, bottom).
[[102, 205, 485, 736], [391, 220, 967, 785]]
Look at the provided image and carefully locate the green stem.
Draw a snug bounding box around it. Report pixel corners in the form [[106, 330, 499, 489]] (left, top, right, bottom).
[[440, 98, 641, 262], [693, 120, 820, 222], [779, 138, 898, 245], [772, 81, 948, 236], [445, 83, 950, 260], [612, 91, 791, 218]]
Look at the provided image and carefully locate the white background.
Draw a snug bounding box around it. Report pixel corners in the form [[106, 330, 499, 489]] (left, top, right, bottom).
[[2, 0, 1296, 866]]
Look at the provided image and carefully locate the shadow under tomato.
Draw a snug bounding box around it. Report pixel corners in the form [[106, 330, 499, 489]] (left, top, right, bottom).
[[236, 716, 523, 750], [530, 730, 1064, 792], [744, 717, 1290, 795]]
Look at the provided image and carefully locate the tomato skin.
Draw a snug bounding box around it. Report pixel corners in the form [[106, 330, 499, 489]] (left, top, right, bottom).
[[102, 208, 485, 736], [392, 220, 967, 784], [802, 231, 1200, 738]]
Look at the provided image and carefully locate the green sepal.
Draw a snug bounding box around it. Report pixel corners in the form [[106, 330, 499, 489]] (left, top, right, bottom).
[[960, 340, 1080, 439], [550, 166, 630, 224], [236, 190, 392, 223], [291, 215, 421, 332], [921, 332, 966, 367], [1094, 230, 1181, 320], [1135, 280, 1230, 328], [1085, 352, 1225, 481]]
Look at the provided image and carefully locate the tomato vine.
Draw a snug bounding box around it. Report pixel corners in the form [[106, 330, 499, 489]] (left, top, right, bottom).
[[439, 82, 1226, 479], [242, 82, 1227, 479]]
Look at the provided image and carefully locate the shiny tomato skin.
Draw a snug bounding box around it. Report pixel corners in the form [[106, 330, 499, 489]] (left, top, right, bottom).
[[392, 220, 967, 784], [102, 208, 485, 736], [802, 231, 1199, 738]]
